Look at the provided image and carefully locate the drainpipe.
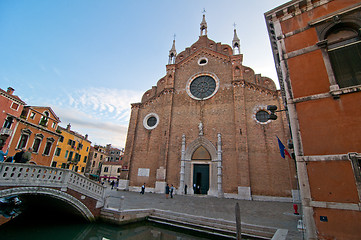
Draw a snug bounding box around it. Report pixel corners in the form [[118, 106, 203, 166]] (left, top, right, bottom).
[[217, 133, 223, 197], [180, 134, 186, 194]]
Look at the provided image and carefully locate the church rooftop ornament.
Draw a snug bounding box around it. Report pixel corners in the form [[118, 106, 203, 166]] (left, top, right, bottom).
[[168, 34, 177, 65], [232, 24, 241, 55], [200, 10, 207, 36]]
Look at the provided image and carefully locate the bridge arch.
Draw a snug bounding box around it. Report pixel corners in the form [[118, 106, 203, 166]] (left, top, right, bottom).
[[0, 187, 95, 221]]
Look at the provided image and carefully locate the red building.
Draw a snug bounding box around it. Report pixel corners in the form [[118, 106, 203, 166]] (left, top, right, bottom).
[[7, 106, 62, 166], [0, 87, 26, 150], [265, 0, 361, 239]]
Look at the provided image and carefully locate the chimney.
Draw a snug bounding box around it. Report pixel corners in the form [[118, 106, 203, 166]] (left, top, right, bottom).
[[66, 123, 71, 131], [7, 87, 14, 95], [85, 134, 88, 140]]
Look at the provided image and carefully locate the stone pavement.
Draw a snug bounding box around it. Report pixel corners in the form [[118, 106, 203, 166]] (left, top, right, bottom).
[[104, 186, 304, 240]]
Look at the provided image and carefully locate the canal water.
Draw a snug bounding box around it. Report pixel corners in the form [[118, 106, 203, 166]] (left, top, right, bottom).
[[0, 220, 234, 240]]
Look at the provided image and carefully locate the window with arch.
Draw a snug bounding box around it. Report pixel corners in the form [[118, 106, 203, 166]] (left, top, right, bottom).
[[3, 117, 13, 129], [326, 23, 361, 88], [17, 129, 32, 149], [43, 137, 55, 156], [39, 111, 49, 127], [191, 146, 211, 160], [32, 134, 44, 153]]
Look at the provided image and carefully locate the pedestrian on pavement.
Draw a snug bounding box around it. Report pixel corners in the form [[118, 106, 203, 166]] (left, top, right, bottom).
[[165, 184, 170, 199], [0, 146, 9, 162], [170, 184, 174, 198], [140, 183, 145, 194], [13, 148, 26, 163], [111, 180, 115, 190], [184, 184, 187, 195], [21, 147, 33, 163]]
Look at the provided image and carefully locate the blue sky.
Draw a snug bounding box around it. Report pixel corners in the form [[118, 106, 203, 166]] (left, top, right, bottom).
[[0, 0, 288, 148]]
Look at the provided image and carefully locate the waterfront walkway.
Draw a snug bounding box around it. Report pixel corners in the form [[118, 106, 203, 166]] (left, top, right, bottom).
[[104, 186, 304, 240]]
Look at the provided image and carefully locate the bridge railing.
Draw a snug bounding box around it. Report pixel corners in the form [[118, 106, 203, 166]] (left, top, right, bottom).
[[0, 163, 105, 201]]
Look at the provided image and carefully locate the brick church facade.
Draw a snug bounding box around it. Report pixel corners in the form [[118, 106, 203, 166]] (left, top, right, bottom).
[[121, 15, 297, 200]]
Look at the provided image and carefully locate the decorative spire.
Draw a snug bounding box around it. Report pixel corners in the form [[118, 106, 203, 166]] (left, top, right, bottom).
[[200, 9, 207, 36], [232, 25, 241, 55], [168, 34, 177, 64]]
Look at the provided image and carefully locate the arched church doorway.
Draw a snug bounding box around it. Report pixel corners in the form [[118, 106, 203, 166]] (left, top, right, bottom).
[[193, 164, 209, 194], [192, 146, 210, 194]]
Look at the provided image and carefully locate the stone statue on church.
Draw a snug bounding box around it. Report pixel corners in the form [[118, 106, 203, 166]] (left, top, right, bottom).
[[198, 122, 203, 136]]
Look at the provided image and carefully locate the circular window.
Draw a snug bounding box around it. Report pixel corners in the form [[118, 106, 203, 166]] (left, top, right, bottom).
[[147, 116, 157, 127], [190, 76, 216, 99], [143, 113, 159, 130], [256, 110, 270, 123], [198, 57, 208, 66], [186, 73, 219, 100]]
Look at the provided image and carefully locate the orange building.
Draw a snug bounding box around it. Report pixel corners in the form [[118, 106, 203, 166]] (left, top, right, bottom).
[[52, 123, 91, 174], [0, 87, 26, 150], [8, 106, 61, 166], [265, 0, 361, 239]]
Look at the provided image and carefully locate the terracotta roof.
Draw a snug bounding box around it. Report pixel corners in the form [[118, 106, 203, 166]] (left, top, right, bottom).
[[25, 106, 61, 122], [0, 88, 26, 105]]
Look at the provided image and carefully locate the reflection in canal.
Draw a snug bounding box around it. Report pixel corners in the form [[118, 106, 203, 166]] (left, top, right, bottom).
[[0, 194, 235, 240], [0, 221, 231, 240]]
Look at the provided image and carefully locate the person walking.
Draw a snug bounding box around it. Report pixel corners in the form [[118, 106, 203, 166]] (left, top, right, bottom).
[[21, 147, 33, 163], [110, 180, 115, 190], [165, 184, 170, 199], [184, 184, 187, 195], [13, 148, 26, 163], [140, 183, 145, 194], [0, 146, 9, 162], [170, 184, 174, 198]]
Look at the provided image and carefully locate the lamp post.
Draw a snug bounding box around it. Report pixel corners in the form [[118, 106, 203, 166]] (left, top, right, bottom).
[[267, 104, 301, 217]]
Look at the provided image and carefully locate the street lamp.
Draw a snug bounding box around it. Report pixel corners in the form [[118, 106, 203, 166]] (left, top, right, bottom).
[[267, 105, 278, 120]]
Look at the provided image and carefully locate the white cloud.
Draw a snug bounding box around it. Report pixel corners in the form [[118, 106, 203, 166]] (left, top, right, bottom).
[[51, 87, 143, 148]]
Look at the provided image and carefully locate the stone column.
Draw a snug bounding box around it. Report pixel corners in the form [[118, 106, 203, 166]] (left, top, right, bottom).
[[217, 133, 223, 197], [179, 134, 186, 194]]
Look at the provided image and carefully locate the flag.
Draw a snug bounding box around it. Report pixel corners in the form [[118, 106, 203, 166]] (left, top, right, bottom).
[[277, 137, 292, 159]]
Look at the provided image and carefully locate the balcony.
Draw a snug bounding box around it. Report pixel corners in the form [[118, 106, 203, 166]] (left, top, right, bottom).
[[0, 128, 13, 136]]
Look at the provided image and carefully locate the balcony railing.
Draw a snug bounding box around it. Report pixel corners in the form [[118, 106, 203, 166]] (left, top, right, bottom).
[[0, 128, 13, 136]]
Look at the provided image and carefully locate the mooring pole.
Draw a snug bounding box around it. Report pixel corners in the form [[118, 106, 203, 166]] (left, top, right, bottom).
[[235, 202, 241, 240]]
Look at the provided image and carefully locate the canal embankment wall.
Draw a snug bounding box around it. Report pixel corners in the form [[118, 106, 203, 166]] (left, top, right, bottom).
[[99, 207, 287, 240]]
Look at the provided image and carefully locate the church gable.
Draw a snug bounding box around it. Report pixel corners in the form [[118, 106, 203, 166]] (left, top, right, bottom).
[[122, 13, 296, 201], [175, 36, 232, 65]]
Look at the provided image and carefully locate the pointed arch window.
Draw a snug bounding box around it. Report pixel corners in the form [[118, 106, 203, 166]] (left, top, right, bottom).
[[192, 146, 211, 160]]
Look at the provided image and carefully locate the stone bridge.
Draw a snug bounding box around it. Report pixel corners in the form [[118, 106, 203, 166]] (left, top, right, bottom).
[[0, 162, 105, 221]]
